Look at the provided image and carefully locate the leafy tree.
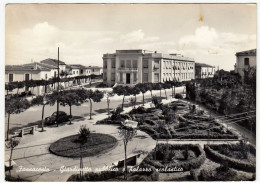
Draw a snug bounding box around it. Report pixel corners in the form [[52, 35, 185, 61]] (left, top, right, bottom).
[[85, 89, 104, 119], [105, 91, 114, 116], [129, 86, 140, 108], [135, 83, 148, 106], [162, 82, 171, 100], [5, 137, 20, 175], [15, 81, 25, 95], [31, 95, 54, 131], [186, 82, 196, 101], [5, 83, 17, 95], [113, 85, 130, 110], [154, 83, 163, 101], [59, 90, 82, 117], [5, 98, 30, 140], [119, 123, 137, 180], [145, 83, 154, 98]]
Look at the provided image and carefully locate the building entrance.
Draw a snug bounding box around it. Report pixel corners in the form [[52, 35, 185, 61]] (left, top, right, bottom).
[[126, 73, 130, 84]]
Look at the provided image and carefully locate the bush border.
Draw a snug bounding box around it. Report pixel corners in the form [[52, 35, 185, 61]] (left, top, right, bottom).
[[204, 144, 255, 173]]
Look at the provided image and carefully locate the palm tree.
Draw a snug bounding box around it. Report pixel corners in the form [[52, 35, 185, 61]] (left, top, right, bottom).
[[78, 125, 90, 179]]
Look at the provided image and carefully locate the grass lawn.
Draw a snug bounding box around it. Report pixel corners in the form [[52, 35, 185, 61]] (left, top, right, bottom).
[[49, 133, 117, 158]]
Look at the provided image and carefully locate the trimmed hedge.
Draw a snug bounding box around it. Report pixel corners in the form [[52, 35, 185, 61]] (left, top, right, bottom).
[[204, 144, 256, 173], [67, 170, 124, 181], [141, 144, 206, 172], [172, 133, 238, 140]]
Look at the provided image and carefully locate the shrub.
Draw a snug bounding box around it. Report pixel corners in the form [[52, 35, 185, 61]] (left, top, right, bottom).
[[67, 171, 124, 181], [175, 93, 183, 99], [95, 82, 109, 88], [143, 144, 206, 172], [110, 107, 123, 120], [204, 144, 256, 173]]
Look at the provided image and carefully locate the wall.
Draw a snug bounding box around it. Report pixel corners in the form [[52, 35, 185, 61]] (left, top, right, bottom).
[[235, 55, 256, 78]]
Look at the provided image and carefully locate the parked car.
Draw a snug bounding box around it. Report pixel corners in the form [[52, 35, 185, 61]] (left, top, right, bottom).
[[45, 111, 70, 125]]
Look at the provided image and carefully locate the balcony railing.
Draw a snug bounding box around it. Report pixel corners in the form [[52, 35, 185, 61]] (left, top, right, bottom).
[[118, 68, 138, 72]]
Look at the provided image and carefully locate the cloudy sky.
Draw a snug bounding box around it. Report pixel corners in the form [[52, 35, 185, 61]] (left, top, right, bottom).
[[5, 4, 256, 70]]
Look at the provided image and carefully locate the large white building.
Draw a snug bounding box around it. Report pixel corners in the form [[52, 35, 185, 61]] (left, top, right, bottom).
[[234, 49, 256, 79], [195, 63, 215, 79], [103, 49, 195, 86]]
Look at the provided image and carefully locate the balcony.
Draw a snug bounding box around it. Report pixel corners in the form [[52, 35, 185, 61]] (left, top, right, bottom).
[[118, 68, 138, 72]]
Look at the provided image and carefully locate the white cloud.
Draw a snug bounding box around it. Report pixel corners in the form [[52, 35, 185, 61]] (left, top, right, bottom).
[[120, 29, 160, 43], [179, 26, 218, 47], [6, 22, 118, 66]]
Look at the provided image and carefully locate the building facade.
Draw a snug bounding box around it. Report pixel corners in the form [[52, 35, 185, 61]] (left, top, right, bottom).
[[234, 49, 256, 79], [195, 63, 216, 79], [103, 49, 195, 86], [86, 66, 103, 75]]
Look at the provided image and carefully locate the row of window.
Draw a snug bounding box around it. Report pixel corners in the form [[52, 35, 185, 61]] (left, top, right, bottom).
[[163, 60, 194, 70], [8, 73, 37, 82], [163, 72, 193, 80]]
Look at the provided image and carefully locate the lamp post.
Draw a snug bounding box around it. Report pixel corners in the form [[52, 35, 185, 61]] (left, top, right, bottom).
[[56, 47, 60, 127], [41, 95, 47, 132]]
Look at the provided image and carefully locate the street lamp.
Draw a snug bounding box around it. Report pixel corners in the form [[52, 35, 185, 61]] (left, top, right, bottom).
[[41, 95, 47, 132]]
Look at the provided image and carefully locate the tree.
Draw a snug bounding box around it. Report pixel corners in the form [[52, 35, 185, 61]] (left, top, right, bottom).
[[59, 90, 82, 117], [166, 80, 177, 98], [119, 123, 137, 180], [113, 85, 130, 110], [78, 125, 90, 179], [135, 83, 148, 106], [85, 89, 104, 119], [5, 98, 30, 140], [15, 81, 25, 95], [31, 95, 55, 131], [145, 83, 154, 98], [129, 86, 140, 109], [105, 91, 114, 116], [162, 82, 171, 100], [5, 83, 17, 96], [5, 137, 20, 175], [186, 82, 196, 101], [154, 83, 163, 101]]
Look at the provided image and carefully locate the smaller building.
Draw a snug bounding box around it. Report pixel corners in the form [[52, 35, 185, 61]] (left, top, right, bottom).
[[195, 63, 215, 79], [87, 66, 103, 75], [234, 49, 256, 79], [66, 64, 91, 77]]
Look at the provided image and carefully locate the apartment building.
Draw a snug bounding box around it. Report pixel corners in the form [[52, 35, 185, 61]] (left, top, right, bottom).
[[234, 49, 256, 80], [195, 63, 216, 79], [103, 49, 195, 86]]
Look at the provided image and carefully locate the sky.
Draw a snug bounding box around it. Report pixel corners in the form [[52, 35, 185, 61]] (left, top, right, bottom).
[[5, 3, 257, 70]]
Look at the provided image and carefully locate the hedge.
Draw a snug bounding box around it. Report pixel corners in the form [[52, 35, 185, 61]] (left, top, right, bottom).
[[67, 170, 124, 181], [141, 144, 206, 172], [204, 144, 256, 173], [172, 133, 238, 140]]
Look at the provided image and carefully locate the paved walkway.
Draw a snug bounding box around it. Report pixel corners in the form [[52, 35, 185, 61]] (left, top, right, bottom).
[[5, 96, 179, 181]]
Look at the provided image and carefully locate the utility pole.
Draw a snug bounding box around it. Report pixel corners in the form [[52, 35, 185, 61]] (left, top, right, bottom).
[[56, 47, 60, 127], [174, 60, 176, 97]]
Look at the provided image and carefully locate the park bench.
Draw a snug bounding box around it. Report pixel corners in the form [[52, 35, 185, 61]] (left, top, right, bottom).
[[14, 125, 38, 137]]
